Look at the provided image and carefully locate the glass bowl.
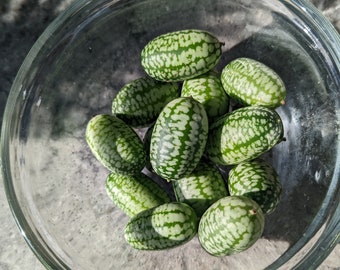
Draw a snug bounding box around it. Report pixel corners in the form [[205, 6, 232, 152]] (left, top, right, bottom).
[[1, 0, 340, 269]]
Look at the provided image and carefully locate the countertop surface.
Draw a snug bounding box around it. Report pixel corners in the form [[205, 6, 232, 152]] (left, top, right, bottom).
[[0, 0, 340, 269]]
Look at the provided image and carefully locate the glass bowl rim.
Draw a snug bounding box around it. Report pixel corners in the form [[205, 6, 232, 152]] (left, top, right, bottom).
[[1, 0, 340, 269]]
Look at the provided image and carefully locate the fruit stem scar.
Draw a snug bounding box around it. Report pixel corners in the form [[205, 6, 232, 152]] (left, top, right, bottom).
[[249, 209, 257, 215], [279, 137, 287, 143]]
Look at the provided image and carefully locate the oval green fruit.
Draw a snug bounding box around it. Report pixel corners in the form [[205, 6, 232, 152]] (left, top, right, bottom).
[[228, 159, 282, 215], [106, 172, 171, 217], [206, 106, 284, 165], [221, 57, 286, 108], [112, 76, 180, 127], [198, 196, 265, 256], [173, 159, 227, 217], [181, 71, 229, 121], [124, 202, 198, 250], [141, 29, 223, 82], [150, 97, 209, 180], [86, 114, 145, 174]]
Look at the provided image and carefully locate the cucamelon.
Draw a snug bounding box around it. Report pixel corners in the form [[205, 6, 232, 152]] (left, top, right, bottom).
[[221, 57, 286, 108], [106, 172, 171, 217], [141, 29, 223, 82], [85, 28, 288, 257], [181, 71, 229, 121], [206, 106, 284, 165], [173, 159, 227, 217], [150, 97, 209, 180], [228, 159, 282, 215], [85, 114, 146, 174], [124, 202, 198, 250], [112, 76, 180, 127], [198, 196, 265, 256]]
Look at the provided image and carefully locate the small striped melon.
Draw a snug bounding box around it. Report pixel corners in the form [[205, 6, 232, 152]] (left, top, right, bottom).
[[173, 159, 227, 217], [221, 57, 286, 108], [112, 76, 180, 127], [181, 71, 229, 121], [228, 159, 282, 214], [198, 196, 264, 256], [85, 114, 145, 174], [141, 29, 222, 82], [150, 97, 208, 180], [124, 202, 198, 250], [106, 172, 171, 217], [206, 106, 284, 165]]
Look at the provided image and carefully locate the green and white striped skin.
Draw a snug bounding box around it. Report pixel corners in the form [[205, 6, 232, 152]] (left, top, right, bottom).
[[221, 57, 286, 108], [181, 71, 229, 121], [206, 106, 284, 165], [141, 29, 223, 82], [86, 114, 145, 175], [106, 172, 171, 217], [150, 97, 209, 180], [198, 196, 265, 256], [112, 76, 180, 127], [124, 202, 198, 250], [173, 159, 228, 217], [228, 159, 282, 215]]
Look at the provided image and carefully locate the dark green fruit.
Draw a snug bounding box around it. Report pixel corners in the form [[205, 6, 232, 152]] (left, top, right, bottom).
[[173, 160, 227, 217], [228, 159, 282, 214], [106, 172, 171, 217], [150, 97, 208, 180], [221, 57, 286, 108], [198, 196, 265, 256], [86, 114, 145, 174], [125, 202, 198, 250], [181, 71, 229, 121], [112, 76, 180, 127], [206, 106, 284, 165], [141, 29, 222, 82]]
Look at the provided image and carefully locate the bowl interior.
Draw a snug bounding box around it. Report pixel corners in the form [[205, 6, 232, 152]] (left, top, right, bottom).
[[2, 0, 340, 269]]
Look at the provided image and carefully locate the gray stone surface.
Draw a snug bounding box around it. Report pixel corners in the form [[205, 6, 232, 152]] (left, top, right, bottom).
[[0, 0, 339, 269]]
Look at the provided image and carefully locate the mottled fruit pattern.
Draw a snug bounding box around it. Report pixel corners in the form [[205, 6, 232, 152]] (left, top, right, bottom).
[[228, 159, 282, 214], [85, 114, 145, 174], [112, 76, 180, 127], [85, 28, 288, 257], [173, 159, 227, 217], [198, 196, 265, 256], [141, 29, 222, 82], [206, 106, 284, 165], [106, 172, 171, 217], [124, 202, 198, 250], [150, 97, 208, 180], [181, 71, 229, 121], [221, 57, 286, 108]]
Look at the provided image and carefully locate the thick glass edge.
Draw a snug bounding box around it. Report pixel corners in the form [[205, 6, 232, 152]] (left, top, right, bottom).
[[289, 0, 340, 65], [0, 1, 110, 269], [288, 0, 340, 268], [0, 0, 339, 269], [270, 0, 340, 269]]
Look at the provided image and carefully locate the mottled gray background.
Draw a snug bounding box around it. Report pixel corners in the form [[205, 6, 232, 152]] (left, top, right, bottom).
[[0, 0, 339, 269]]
